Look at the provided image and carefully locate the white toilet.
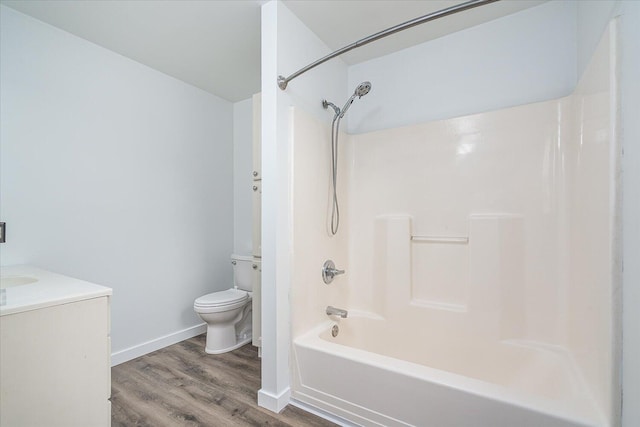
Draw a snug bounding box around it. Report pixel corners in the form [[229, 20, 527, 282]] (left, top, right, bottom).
[[194, 254, 253, 354]]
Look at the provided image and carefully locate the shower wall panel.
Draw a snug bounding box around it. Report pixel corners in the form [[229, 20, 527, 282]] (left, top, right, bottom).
[[348, 99, 565, 345], [565, 25, 617, 423], [339, 22, 617, 422], [290, 108, 351, 340], [289, 19, 618, 427]]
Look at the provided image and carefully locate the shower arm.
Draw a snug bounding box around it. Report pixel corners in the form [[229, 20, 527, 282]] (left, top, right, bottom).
[[277, 0, 500, 90]]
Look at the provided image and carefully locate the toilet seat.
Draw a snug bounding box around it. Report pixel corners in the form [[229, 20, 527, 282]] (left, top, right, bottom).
[[194, 289, 249, 313]]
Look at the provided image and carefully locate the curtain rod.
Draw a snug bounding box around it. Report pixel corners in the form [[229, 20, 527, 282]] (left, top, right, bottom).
[[277, 0, 500, 90]]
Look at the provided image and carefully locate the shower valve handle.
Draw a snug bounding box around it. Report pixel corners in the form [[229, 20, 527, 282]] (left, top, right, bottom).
[[322, 260, 345, 284]]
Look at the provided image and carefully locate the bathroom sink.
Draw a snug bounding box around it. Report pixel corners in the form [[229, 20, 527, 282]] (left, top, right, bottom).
[[0, 276, 39, 289]]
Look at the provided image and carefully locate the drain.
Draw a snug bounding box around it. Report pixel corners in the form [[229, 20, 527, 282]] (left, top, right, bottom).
[[331, 324, 339, 337]]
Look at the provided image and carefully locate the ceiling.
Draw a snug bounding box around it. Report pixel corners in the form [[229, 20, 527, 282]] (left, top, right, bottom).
[[281, 1, 546, 65], [1, 0, 546, 103], [1, 0, 264, 102]]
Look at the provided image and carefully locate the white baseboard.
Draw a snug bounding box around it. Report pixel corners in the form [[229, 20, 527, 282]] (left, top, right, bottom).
[[111, 323, 207, 366], [290, 399, 360, 427], [258, 387, 291, 413]]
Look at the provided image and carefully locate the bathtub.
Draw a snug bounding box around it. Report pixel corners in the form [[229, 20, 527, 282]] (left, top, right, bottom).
[[292, 315, 605, 427]]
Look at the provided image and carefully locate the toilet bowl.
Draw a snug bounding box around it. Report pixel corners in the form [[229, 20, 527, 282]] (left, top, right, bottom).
[[194, 255, 254, 354]]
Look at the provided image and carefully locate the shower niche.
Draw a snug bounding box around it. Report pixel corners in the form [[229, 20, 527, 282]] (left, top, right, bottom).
[[374, 214, 524, 318]]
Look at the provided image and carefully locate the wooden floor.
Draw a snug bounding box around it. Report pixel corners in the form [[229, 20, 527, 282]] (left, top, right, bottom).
[[111, 335, 337, 427]]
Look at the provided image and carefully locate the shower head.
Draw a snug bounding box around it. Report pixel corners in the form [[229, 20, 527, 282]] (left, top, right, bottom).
[[354, 81, 372, 98], [340, 81, 372, 118]]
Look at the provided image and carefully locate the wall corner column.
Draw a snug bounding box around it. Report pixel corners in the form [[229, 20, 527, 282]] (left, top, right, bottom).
[[257, 0, 292, 413]]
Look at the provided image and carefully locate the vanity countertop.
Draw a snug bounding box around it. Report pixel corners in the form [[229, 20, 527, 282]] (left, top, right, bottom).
[[0, 265, 112, 316]]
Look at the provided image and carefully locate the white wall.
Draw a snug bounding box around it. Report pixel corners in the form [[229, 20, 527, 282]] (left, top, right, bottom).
[[577, 1, 618, 77], [0, 5, 234, 363], [347, 0, 577, 134], [617, 3, 640, 426], [260, 0, 347, 412], [233, 98, 254, 256]]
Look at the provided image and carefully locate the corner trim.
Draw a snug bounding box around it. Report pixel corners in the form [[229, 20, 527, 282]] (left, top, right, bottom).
[[258, 387, 291, 413]]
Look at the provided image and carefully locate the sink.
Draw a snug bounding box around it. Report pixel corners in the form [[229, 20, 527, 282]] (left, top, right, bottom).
[[0, 276, 39, 289], [1, 266, 111, 314]]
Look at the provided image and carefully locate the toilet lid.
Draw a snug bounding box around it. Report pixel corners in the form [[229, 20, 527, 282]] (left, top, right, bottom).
[[195, 289, 248, 307]]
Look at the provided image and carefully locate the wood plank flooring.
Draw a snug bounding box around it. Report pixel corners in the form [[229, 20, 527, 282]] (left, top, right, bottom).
[[111, 335, 338, 427]]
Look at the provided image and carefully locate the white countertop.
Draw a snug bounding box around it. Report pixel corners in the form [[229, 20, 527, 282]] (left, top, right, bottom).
[[1, 265, 112, 316]]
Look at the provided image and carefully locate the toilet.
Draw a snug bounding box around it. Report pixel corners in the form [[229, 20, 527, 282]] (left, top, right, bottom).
[[194, 254, 254, 354]]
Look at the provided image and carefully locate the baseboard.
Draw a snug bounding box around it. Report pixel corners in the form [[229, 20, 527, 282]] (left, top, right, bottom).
[[290, 399, 360, 427], [257, 387, 291, 413], [111, 323, 207, 366]]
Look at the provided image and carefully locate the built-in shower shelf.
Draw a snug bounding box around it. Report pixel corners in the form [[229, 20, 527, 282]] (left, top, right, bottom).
[[410, 236, 469, 244]]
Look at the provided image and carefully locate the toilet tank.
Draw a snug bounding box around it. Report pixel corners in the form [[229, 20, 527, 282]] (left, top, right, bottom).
[[232, 254, 254, 292]]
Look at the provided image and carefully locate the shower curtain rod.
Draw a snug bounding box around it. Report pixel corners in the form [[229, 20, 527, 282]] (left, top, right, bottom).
[[277, 0, 500, 90]]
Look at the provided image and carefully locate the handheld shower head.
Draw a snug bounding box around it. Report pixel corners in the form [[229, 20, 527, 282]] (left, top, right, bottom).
[[340, 81, 372, 118], [323, 80, 372, 236], [354, 81, 372, 98]]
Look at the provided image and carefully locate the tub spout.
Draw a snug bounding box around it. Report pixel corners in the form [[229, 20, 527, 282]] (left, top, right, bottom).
[[326, 306, 348, 318]]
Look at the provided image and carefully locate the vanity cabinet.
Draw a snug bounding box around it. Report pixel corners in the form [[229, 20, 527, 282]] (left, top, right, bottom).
[[0, 266, 111, 427]]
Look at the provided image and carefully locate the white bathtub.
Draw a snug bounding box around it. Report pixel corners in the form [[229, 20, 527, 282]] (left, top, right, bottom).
[[292, 316, 605, 427]]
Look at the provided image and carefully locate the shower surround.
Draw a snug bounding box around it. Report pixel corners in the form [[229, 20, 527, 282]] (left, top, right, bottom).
[[289, 23, 619, 427]]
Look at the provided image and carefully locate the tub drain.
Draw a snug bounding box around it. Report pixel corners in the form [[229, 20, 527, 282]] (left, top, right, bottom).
[[331, 324, 339, 337]]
